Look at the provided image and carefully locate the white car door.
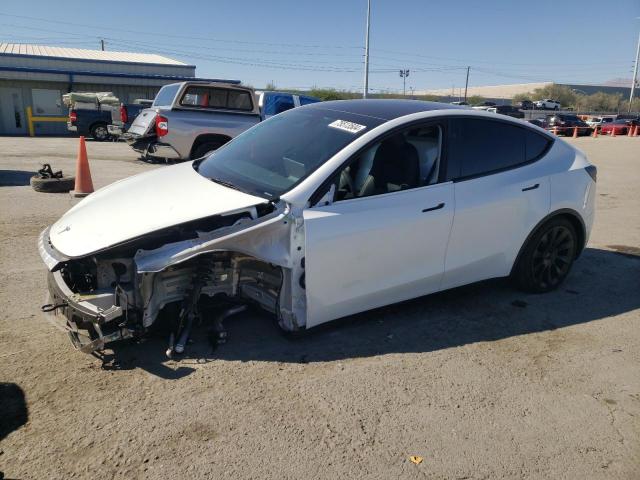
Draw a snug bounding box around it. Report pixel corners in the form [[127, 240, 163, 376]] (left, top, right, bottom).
[[302, 123, 454, 328], [441, 117, 551, 290], [303, 184, 454, 327]]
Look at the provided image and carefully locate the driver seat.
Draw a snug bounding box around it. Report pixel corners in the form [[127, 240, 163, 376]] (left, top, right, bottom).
[[358, 136, 420, 197]]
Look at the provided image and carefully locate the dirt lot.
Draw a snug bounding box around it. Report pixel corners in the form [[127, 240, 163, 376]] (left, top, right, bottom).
[[1, 136, 639, 479]]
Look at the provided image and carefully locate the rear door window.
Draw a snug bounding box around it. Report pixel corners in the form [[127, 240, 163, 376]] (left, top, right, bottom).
[[447, 118, 526, 179]]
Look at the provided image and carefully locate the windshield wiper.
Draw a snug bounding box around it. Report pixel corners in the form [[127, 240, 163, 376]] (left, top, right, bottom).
[[210, 177, 245, 192]]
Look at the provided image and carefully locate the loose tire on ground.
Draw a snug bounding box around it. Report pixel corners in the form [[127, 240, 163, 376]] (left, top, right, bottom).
[[30, 175, 75, 193], [512, 217, 578, 293]]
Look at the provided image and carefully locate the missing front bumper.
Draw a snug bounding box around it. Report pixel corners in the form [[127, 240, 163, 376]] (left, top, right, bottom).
[[44, 270, 134, 353]]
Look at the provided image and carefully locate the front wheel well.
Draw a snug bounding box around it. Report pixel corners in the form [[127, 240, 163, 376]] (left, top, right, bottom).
[[511, 209, 587, 276]]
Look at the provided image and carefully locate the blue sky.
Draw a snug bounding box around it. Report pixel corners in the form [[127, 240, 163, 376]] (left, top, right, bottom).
[[0, 0, 638, 93]]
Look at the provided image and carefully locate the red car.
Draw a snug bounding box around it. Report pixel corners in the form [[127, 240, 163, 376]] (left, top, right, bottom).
[[600, 119, 638, 135]]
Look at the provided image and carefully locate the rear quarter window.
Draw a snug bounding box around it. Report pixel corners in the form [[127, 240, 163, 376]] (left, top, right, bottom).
[[525, 130, 551, 160]]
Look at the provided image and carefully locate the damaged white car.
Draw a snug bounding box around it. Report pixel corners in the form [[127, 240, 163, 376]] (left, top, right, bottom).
[[39, 100, 596, 355]]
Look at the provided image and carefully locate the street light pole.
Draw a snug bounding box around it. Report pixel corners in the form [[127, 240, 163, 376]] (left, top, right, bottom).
[[399, 69, 410, 96], [464, 66, 470, 102], [363, 0, 371, 99], [629, 30, 640, 112]]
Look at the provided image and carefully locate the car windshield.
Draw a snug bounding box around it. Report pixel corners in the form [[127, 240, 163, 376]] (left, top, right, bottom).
[[195, 107, 384, 199]]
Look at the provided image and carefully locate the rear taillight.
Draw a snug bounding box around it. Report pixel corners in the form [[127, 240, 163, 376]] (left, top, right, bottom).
[[69, 111, 77, 123], [155, 115, 168, 137], [585, 165, 597, 182], [120, 105, 128, 123]]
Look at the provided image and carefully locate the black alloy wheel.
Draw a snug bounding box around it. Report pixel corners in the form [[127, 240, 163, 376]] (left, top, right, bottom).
[[513, 218, 577, 293]]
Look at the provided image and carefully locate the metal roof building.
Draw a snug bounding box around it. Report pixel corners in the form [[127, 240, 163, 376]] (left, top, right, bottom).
[[0, 43, 214, 136]]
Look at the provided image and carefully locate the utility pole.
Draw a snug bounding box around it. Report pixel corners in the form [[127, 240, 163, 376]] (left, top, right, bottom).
[[363, 0, 371, 99], [464, 66, 470, 102], [100, 39, 105, 51], [399, 69, 410, 96], [629, 30, 640, 112]]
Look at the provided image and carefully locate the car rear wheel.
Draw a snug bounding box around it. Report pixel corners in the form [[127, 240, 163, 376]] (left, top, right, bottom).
[[191, 141, 223, 160], [90, 123, 109, 142], [513, 218, 577, 293]]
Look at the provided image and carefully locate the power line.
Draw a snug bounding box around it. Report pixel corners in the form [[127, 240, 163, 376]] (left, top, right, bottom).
[[0, 12, 364, 50]]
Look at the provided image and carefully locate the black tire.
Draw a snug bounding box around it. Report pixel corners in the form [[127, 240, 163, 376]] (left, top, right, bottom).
[[513, 218, 577, 293], [90, 123, 110, 141], [191, 141, 223, 160], [30, 175, 75, 193]]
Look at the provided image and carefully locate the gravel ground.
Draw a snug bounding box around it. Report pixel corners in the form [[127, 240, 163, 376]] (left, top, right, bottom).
[[0, 136, 638, 479]]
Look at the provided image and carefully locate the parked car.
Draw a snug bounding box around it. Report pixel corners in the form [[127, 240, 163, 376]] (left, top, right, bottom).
[[39, 100, 596, 355], [256, 91, 320, 119], [585, 116, 603, 127], [534, 99, 561, 110], [107, 99, 153, 138], [472, 101, 497, 110], [518, 100, 534, 110], [450, 101, 469, 106], [546, 114, 592, 136], [528, 117, 548, 129], [486, 105, 524, 119], [125, 81, 261, 161], [600, 118, 639, 135]]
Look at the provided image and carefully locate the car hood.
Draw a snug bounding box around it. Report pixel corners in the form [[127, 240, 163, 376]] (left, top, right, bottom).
[[50, 161, 268, 258]]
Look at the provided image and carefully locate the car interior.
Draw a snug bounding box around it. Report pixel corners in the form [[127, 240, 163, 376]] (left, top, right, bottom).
[[335, 125, 442, 201]]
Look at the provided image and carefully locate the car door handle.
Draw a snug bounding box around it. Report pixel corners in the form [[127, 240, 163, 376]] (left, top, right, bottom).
[[422, 202, 445, 213], [522, 183, 539, 192]]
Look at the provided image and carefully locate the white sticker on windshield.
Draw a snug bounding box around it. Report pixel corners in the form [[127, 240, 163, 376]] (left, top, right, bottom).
[[328, 119, 366, 134]]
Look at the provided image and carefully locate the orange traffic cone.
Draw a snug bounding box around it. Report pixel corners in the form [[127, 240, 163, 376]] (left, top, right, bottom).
[[572, 126, 578, 138], [552, 126, 558, 136], [592, 126, 598, 138], [633, 125, 639, 137], [610, 127, 616, 137], [628, 125, 633, 136], [70, 136, 94, 197]]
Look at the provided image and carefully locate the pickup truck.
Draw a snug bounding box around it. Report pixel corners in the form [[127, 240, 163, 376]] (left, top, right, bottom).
[[107, 99, 153, 138], [67, 106, 114, 141], [126, 82, 321, 162], [126, 81, 261, 161], [65, 92, 119, 141], [256, 91, 320, 119]]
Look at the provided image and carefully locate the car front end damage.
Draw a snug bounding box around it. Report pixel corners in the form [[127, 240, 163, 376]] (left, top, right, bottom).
[[39, 201, 308, 356]]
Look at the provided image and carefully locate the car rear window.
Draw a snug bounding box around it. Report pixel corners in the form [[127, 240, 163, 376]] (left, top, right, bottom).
[[180, 86, 254, 111]]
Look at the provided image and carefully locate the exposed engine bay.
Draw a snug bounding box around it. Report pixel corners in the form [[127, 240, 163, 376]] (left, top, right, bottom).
[[40, 201, 308, 356]]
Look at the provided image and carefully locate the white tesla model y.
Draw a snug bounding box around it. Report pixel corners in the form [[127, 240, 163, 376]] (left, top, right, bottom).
[[39, 100, 596, 354]]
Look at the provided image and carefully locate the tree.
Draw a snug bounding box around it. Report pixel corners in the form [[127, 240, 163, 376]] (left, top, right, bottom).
[[265, 81, 277, 91], [467, 95, 486, 105]]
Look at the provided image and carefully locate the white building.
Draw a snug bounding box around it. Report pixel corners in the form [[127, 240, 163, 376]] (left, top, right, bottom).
[[0, 44, 233, 135]]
